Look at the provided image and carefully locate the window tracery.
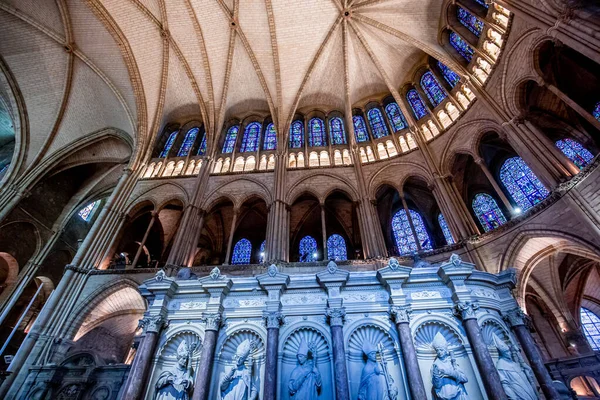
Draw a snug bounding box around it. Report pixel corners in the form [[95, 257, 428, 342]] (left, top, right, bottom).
[[232, 238, 252, 264], [385, 103, 407, 132], [329, 117, 346, 145], [472, 193, 506, 231], [160, 131, 178, 158], [581, 307, 600, 351], [263, 123, 277, 150], [353, 116, 369, 143], [500, 157, 549, 211], [289, 120, 304, 149], [197, 135, 207, 156], [457, 7, 484, 37], [392, 209, 432, 255], [327, 234, 347, 261], [309, 118, 326, 147], [437, 61, 461, 88], [555, 139, 594, 169], [594, 101, 600, 122], [78, 200, 100, 222], [299, 236, 317, 262], [407, 89, 428, 120], [475, 0, 489, 8], [241, 122, 261, 152], [421, 71, 447, 107], [450, 32, 474, 62], [222, 125, 239, 153], [438, 213, 454, 245], [367, 108, 389, 139], [177, 127, 199, 157]]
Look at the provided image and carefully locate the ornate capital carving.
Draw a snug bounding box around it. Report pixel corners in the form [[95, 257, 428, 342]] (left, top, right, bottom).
[[454, 301, 479, 321], [201, 313, 222, 331], [263, 311, 285, 329], [326, 307, 346, 327], [503, 308, 528, 327], [139, 315, 166, 334], [389, 305, 412, 324]]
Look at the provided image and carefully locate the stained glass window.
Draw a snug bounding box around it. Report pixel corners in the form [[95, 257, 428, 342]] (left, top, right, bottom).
[[475, 0, 489, 8], [367, 108, 389, 139], [353, 116, 369, 143], [385, 103, 407, 132], [421, 71, 447, 107], [222, 125, 239, 153], [241, 122, 261, 152], [450, 32, 474, 62], [309, 118, 326, 147], [232, 238, 252, 264], [458, 7, 484, 37], [197, 135, 207, 156], [555, 139, 594, 169], [438, 214, 455, 245], [160, 131, 178, 158], [329, 117, 346, 145], [581, 307, 600, 351], [392, 209, 432, 255], [407, 89, 428, 120], [437, 61, 461, 88], [177, 127, 199, 157], [289, 120, 304, 149], [500, 157, 549, 211], [78, 200, 100, 222], [299, 235, 318, 262], [472, 193, 507, 232], [259, 240, 266, 263], [263, 123, 277, 150], [594, 102, 600, 121], [327, 234, 347, 261]]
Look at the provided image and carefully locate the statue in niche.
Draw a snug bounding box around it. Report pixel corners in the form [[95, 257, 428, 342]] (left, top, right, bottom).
[[358, 342, 397, 400], [430, 332, 468, 400], [154, 340, 195, 400], [492, 334, 537, 400], [220, 339, 259, 400], [288, 338, 322, 399]]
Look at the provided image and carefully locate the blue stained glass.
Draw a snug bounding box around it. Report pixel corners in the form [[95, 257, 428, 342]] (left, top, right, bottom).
[[581, 307, 600, 351], [556, 139, 594, 169], [594, 102, 600, 122], [177, 127, 199, 157], [500, 157, 549, 211], [438, 213, 455, 245], [437, 61, 461, 88], [289, 120, 304, 149], [241, 122, 261, 152], [392, 209, 432, 255], [385, 103, 407, 132], [259, 240, 266, 263], [309, 118, 326, 147], [160, 131, 178, 158], [475, 0, 489, 8], [450, 32, 474, 62], [472, 193, 507, 232], [353, 116, 369, 143], [327, 234, 347, 261], [329, 117, 346, 145], [222, 125, 239, 153], [263, 123, 277, 150], [367, 108, 389, 139], [458, 7, 484, 37], [197, 135, 207, 155], [232, 238, 252, 264], [421, 72, 447, 107], [299, 235, 318, 262], [407, 89, 428, 120], [78, 200, 100, 222]]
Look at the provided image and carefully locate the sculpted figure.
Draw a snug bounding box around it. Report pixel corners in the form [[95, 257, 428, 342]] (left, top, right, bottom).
[[220, 339, 258, 400], [430, 332, 468, 400], [493, 334, 537, 400], [288, 338, 322, 399], [155, 340, 194, 400], [357, 342, 389, 400]]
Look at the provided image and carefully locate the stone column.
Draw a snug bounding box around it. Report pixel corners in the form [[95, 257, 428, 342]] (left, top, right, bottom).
[[224, 208, 239, 264], [504, 308, 561, 400], [390, 306, 427, 400], [131, 211, 158, 268], [320, 203, 327, 260], [400, 195, 421, 251], [192, 313, 222, 400], [263, 311, 284, 400], [455, 302, 508, 400], [474, 157, 515, 213], [327, 307, 350, 400], [123, 315, 165, 400]]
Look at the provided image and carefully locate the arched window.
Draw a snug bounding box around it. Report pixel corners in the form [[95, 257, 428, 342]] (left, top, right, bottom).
[[450, 32, 474, 62], [438, 213, 454, 245], [241, 122, 261, 152], [231, 238, 252, 264], [457, 7, 484, 37], [407, 89, 428, 120], [420, 71, 447, 107], [263, 123, 277, 150], [329, 117, 346, 145], [475, 0, 489, 8], [289, 120, 304, 149], [367, 108, 389, 139], [555, 139, 594, 169], [392, 209, 432, 255], [594, 101, 600, 121], [327, 234, 347, 261], [299, 236, 317, 262], [353, 115, 369, 143], [222, 125, 239, 153], [308, 118, 326, 147], [500, 157, 549, 211], [437, 61, 461, 88], [472, 193, 507, 232], [580, 307, 600, 351], [197, 135, 207, 156], [177, 127, 199, 157], [160, 130, 178, 158], [259, 240, 266, 263], [78, 200, 100, 222], [385, 103, 407, 132]]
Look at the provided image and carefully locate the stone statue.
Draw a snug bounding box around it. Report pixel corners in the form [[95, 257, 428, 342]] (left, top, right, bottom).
[[430, 332, 468, 400], [220, 339, 258, 400], [288, 338, 322, 399], [492, 334, 537, 400], [357, 342, 391, 400], [154, 340, 194, 400]]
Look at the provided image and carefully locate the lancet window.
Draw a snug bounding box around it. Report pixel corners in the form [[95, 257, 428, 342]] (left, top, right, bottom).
[[385, 103, 407, 132], [353, 116, 369, 143], [472, 193, 507, 231], [263, 123, 277, 150], [437, 61, 461, 88], [197, 135, 207, 155], [581, 307, 600, 351], [177, 127, 199, 157], [421, 71, 447, 107], [457, 7, 484, 37], [299, 236, 318, 262], [78, 200, 100, 222], [450, 32, 474, 62], [475, 0, 489, 8], [241, 122, 261, 152], [289, 120, 304, 149], [555, 139, 594, 169], [308, 118, 327, 147], [594, 102, 600, 121], [232, 238, 252, 264], [329, 117, 346, 145], [407, 89, 428, 120], [438, 213, 455, 245], [499, 157, 549, 211], [160, 130, 178, 158], [392, 209, 432, 255], [367, 108, 389, 139], [222, 125, 239, 153], [259, 240, 266, 263], [327, 234, 347, 261]]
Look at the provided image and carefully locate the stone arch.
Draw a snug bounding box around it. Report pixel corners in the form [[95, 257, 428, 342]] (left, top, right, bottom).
[[0, 252, 19, 289], [286, 172, 359, 204], [368, 161, 433, 199], [125, 199, 157, 219], [156, 197, 186, 213], [202, 177, 272, 210]]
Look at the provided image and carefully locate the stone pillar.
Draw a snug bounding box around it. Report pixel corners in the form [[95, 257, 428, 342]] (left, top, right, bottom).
[[390, 306, 427, 400], [504, 308, 561, 400], [320, 203, 327, 260], [123, 315, 165, 400], [327, 307, 350, 400], [400, 195, 421, 251], [130, 211, 158, 268], [455, 302, 508, 400], [192, 313, 222, 400], [263, 311, 284, 400], [474, 157, 515, 213], [224, 208, 239, 264]]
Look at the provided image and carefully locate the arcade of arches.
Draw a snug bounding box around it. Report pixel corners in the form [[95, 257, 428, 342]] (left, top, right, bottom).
[[1, 0, 600, 399]]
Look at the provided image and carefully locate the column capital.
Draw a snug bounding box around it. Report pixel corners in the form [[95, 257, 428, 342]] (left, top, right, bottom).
[[389, 305, 412, 324], [263, 311, 285, 329], [503, 308, 529, 327], [139, 315, 167, 334], [326, 307, 346, 327], [201, 313, 223, 331], [454, 301, 479, 321]]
